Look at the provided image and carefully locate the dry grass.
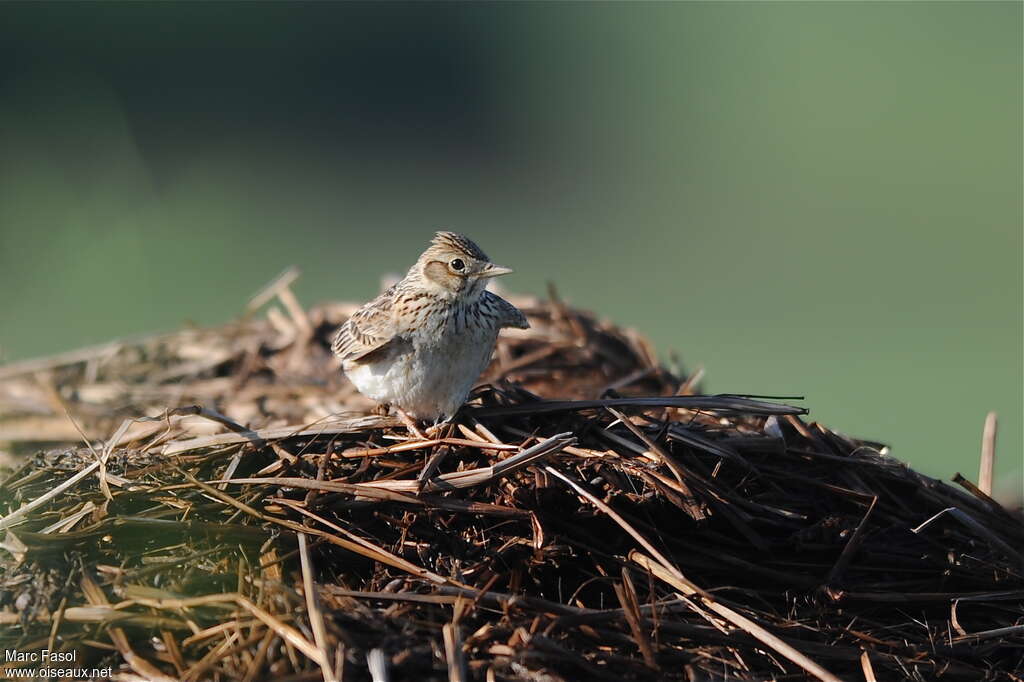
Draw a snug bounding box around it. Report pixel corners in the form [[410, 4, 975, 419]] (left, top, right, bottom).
[[0, 279, 1021, 681]]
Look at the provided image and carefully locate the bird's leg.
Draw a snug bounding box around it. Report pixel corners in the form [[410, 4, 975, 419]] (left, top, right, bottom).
[[373, 402, 391, 417], [394, 407, 428, 440], [423, 413, 453, 439]]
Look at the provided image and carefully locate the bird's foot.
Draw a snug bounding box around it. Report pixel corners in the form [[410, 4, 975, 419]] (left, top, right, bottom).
[[423, 417, 453, 439]]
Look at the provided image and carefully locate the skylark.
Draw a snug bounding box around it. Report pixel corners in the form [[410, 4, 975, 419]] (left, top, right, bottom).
[[332, 231, 528, 422]]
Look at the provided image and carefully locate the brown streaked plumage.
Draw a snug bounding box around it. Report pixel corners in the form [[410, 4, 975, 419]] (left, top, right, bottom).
[[332, 231, 528, 421]]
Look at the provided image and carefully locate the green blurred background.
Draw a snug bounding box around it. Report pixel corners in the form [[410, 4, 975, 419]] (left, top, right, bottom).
[[0, 2, 1020, 498]]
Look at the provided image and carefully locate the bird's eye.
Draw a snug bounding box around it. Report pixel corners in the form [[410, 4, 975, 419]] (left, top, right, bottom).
[[450, 258, 465, 271]]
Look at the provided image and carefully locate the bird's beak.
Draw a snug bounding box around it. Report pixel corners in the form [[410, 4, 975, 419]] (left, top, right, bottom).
[[479, 263, 514, 278]]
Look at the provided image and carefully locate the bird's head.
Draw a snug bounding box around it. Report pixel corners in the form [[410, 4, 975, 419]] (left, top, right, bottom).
[[414, 231, 513, 299]]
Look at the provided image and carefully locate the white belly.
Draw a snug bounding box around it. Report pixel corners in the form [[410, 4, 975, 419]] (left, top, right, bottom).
[[344, 322, 499, 421]]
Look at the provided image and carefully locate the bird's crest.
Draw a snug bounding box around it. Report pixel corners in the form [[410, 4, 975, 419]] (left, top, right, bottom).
[[428, 231, 489, 262]]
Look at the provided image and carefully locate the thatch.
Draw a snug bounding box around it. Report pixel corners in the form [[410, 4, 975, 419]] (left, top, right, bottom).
[[1, 275, 1022, 681]]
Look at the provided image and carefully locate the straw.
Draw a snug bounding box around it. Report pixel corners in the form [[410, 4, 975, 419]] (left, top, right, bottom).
[[0, 283, 1020, 681]]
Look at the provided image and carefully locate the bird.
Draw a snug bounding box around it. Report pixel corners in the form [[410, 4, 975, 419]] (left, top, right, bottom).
[[332, 231, 529, 425]]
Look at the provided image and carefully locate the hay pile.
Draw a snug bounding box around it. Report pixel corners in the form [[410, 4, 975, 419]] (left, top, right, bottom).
[[1, 278, 1022, 681]]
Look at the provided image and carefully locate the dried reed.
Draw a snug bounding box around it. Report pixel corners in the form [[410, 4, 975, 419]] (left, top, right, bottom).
[[1, 280, 1021, 681]]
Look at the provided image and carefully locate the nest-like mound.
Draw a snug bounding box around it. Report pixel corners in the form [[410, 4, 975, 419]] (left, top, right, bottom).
[[1, 279, 1022, 681]]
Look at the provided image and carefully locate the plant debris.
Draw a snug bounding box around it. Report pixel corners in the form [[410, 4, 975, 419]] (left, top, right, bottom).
[[1, 278, 1021, 681]]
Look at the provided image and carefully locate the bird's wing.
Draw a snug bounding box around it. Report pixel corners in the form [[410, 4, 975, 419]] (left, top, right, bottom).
[[331, 288, 400, 363], [486, 292, 530, 330]]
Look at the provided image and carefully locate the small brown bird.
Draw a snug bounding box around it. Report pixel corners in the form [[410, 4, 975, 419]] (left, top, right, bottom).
[[332, 231, 528, 422]]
